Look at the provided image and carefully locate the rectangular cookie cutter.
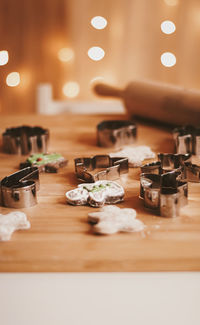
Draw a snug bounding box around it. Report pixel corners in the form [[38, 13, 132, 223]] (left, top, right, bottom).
[[74, 155, 129, 182], [0, 167, 40, 208]]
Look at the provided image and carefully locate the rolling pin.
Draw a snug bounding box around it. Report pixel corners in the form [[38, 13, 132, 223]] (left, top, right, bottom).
[[94, 79, 200, 126]]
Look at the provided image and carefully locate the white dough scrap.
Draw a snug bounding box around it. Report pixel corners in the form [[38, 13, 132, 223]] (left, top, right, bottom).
[[0, 211, 30, 241], [110, 146, 156, 167], [88, 205, 145, 235]]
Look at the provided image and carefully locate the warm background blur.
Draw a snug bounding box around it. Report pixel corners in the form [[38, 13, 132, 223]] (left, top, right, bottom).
[[0, 0, 200, 114]]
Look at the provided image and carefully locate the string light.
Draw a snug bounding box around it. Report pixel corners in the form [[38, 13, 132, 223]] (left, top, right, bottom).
[[0, 50, 9, 66], [6, 72, 20, 87], [164, 0, 179, 6], [161, 52, 176, 67], [91, 16, 107, 30], [161, 21, 176, 34], [88, 47, 105, 61], [58, 48, 74, 62], [62, 81, 80, 98]]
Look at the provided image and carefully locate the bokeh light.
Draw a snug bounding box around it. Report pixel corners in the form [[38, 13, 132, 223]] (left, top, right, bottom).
[[161, 52, 176, 67], [58, 48, 74, 62], [91, 16, 107, 30], [0, 50, 9, 66], [62, 81, 80, 98], [88, 47, 105, 61], [6, 72, 20, 87], [161, 20, 176, 34]]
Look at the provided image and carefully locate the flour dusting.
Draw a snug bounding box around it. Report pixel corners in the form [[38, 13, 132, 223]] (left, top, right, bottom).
[[110, 146, 155, 167]]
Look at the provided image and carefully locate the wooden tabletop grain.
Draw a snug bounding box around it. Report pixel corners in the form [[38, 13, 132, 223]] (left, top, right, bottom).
[[0, 114, 200, 272]]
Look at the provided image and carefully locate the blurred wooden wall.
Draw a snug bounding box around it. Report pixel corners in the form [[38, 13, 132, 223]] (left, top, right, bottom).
[[0, 0, 200, 114], [68, 0, 200, 99], [0, 0, 69, 114]]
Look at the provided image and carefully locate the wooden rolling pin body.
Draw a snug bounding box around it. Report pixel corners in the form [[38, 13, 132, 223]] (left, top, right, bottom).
[[94, 80, 200, 126]]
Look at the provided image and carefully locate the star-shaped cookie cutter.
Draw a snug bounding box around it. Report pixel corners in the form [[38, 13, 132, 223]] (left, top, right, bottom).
[[74, 155, 129, 182], [0, 167, 40, 208], [2, 125, 49, 155], [97, 120, 137, 148]]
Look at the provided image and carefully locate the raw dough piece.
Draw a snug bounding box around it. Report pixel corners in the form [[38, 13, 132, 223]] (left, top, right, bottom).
[[110, 146, 155, 167], [88, 205, 144, 235], [66, 181, 124, 208], [0, 211, 30, 241]]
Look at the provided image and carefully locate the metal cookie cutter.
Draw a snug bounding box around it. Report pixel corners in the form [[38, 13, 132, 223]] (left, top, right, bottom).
[[97, 120, 137, 148], [74, 155, 129, 182], [2, 126, 49, 155], [158, 153, 200, 182], [173, 125, 200, 155], [141, 153, 191, 175], [140, 171, 188, 218], [183, 162, 200, 183], [0, 167, 40, 208], [142, 153, 200, 183]]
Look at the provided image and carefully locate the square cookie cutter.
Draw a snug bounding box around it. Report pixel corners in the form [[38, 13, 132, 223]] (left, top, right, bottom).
[[0, 167, 40, 208], [97, 120, 137, 148], [74, 155, 129, 182], [140, 170, 188, 218], [2, 126, 49, 155]]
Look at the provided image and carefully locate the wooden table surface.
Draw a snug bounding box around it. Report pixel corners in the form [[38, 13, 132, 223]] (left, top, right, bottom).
[[0, 114, 200, 272]]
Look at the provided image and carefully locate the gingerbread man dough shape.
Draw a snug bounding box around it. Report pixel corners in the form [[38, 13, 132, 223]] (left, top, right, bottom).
[[88, 205, 145, 235], [66, 180, 124, 208]]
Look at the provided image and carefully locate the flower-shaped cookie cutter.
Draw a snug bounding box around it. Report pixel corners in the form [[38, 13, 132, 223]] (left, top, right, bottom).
[[173, 125, 200, 155], [66, 180, 124, 208], [140, 170, 188, 218], [74, 155, 128, 182], [2, 125, 49, 155], [97, 120, 137, 148], [0, 167, 40, 208]]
